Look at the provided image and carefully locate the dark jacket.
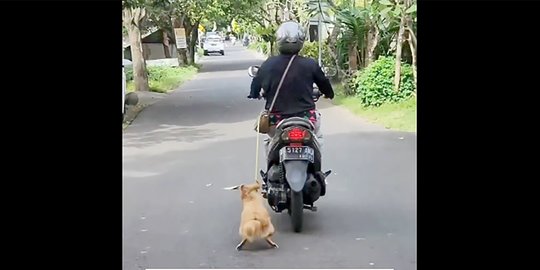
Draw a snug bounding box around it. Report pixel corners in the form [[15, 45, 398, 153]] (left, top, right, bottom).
[[249, 54, 334, 115]]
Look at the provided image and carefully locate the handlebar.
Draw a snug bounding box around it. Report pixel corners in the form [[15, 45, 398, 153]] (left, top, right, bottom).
[[248, 88, 324, 102], [312, 86, 322, 102], [247, 89, 322, 102]]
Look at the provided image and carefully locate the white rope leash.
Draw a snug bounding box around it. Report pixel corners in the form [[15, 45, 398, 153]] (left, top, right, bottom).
[[254, 113, 262, 182]]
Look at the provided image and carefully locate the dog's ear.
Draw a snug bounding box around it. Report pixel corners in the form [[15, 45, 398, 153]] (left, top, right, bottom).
[[240, 184, 249, 199], [254, 180, 261, 192]]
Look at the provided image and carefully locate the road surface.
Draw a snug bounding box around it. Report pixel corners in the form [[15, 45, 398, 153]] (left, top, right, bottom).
[[123, 45, 417, 270]]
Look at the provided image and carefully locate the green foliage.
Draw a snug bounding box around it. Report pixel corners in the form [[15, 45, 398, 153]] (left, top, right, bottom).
[[336, 7, 369, 47], [255, 25, 277, 43], [325, 0, 417, 70], [350, 56, 414, 107], [143, 0, 174, 32], [234, 18, 258, 36], [299, 41, 333, 67], [217, 0, 267, 27], [248, 41, 269, 55], [125, 67, 134, 81], [306, 0, 335, 21], [231, 19, 241, 33], [336, 36, 351, 69], [247, 42, 258, 50], [122, 0, 146, 9]]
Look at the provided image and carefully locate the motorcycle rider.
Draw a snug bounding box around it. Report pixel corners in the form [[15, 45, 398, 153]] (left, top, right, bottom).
[[248, 21, 334, 155]]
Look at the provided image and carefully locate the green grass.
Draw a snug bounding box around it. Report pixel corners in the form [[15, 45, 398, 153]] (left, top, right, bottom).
[[126, 65, 198, 93], [332, 84, 417, 132]]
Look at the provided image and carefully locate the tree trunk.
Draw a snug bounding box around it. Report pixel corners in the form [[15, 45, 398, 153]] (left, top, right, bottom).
[[123, 8, 149, 92], [327, 23, 345, 79], [184, 26, 193, 65], [269, 41, 275, 56], [367, 24, 379, 66], [393, 14, 406, 92], [405, 24, 417, 90], [407, 31, 416, 89], [178, 48, 188, 66], [173, 16, 188, 66], [359, 39, 366, 68], [128, 26, 150, 92], [348, 43, 358, 71], [183, 20, 198, 65], [162, 29, 172, 58], [190, 21, 200, 64]]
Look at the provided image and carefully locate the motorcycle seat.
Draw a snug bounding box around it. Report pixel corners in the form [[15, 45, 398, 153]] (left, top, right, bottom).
[[276, 117, 315, 131]]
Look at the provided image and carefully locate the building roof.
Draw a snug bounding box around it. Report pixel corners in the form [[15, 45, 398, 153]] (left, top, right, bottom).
[[123, 27, 160, 49]]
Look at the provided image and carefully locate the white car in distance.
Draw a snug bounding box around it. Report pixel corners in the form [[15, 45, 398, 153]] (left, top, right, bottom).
[[203, 35, 225, 56]]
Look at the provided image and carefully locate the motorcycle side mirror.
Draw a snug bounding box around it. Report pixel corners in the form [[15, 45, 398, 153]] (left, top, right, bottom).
[[248, 65, 260, 77], [322, 66, 337, 77], [312, 84, 321, 101]]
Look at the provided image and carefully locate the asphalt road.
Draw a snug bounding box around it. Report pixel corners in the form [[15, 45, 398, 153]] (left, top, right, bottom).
[[123, 44, 417, 270]]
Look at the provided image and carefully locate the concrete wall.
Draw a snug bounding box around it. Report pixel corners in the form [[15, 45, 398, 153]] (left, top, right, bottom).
[[141, 43, 178, 60], [307, 21, 332, 42], [124, 43, 178, 61]]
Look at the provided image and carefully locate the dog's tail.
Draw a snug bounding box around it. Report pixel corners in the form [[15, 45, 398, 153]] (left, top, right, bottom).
[[242, 220, 261, 243]]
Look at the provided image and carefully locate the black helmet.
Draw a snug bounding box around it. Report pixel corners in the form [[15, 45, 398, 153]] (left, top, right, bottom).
[[275, 21, 305, 55]]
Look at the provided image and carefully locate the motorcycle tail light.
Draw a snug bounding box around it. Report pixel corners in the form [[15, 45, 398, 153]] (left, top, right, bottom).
[[288, 127, 308, 142]]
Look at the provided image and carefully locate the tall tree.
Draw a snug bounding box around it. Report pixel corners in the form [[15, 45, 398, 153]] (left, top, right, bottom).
[[168, 0, 241, 65], [123, 0, 150, 92], [145, 0, 175, 58], [377, 0, 416, 92]]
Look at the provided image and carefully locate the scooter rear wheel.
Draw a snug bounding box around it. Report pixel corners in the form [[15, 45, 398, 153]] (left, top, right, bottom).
[[289, 191, 303, 232]]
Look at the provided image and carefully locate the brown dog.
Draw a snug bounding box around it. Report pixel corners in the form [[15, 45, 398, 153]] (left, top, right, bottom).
[[235, 180, 278, 251]]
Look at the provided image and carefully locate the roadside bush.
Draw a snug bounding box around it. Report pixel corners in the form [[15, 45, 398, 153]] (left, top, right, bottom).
[[125, 66, 198, 93], [257, 42, 269, 55], [299, 41, 333, 68], [247, 42, 258, 50], [147, 66, 176, 81], [248, 41, 269, 55], [125, 67, 133, 81], [350, 56, 415, 107]]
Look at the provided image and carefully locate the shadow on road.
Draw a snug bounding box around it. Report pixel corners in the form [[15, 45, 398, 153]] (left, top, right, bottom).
[[123, 125, 221, 148]]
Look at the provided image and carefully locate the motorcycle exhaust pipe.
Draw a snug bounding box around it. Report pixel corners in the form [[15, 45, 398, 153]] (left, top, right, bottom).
[[305, 176, 321, 202]]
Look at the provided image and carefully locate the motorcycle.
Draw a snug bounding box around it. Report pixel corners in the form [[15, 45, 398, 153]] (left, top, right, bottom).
[[247, 65, 336, 233]]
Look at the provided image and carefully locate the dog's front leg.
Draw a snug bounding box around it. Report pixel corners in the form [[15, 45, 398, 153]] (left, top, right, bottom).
[[236, 239, 247, 251]]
